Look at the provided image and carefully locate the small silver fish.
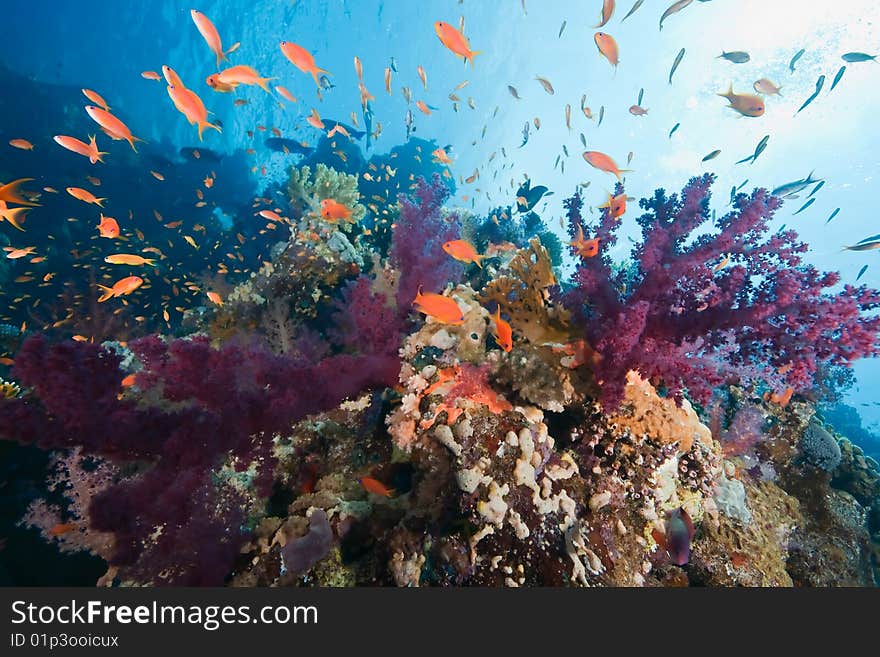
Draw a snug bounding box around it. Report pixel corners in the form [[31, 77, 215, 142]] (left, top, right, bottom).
[[789, 48, 805, 73], [660, 0, 694, 31], [702, 149, 721, 162], [669, 48, 685, 84], [558, 20, 566, 38], [622, 0, 645, 22], [508, 85, 521, 99], [719, 51, 750, 64], [535, 76, 555, 95], [830, 66, 846, 91]]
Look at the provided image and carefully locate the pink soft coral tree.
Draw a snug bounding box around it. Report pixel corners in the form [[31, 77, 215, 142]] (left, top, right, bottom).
[[563, 173, 880, 409]]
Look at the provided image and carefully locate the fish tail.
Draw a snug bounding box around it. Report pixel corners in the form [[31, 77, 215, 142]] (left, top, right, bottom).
[[145, 258, 157, 267], [215, 49, 228, 69], [91, 150, 109, 164], [3, 207, 30, 231], [474, 255, 483, 269], [466, 50, 481, 66], [257, 77, 275, 92], [126, 135, 146, 153], [197, 121, 222, 141], [97, 285, 114, 302], [95, 198, 107, 208], [312, 67, 330, 87]]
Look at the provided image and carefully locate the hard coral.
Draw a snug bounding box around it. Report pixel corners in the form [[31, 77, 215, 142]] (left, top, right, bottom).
[[563, 174, 880, 409]]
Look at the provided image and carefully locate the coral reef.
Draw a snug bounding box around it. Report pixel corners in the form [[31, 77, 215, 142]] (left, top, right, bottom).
[[562, 175, 880, 409]]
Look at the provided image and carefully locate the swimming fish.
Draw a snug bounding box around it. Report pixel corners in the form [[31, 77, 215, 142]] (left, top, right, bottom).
[[9, 139, 33, 150], [702, 149, 721, 162], [569, 225, 600, 258], [825, 208, 840, 224], [669, 122, 680, 138], [772, 171, 821, 197], [598, 192, 627, 218], [85, 105, 144, 151], [82, 88, 110, 111], [718, 51, 750, 64], [514, 179, 548, 212], [0, 201, 31, 231], [594, 32, 619, 68], [753, 78, 782, 96], [717, 84, 765, 117], [519, 121, 530, 147], [66, 187, 105, 206], [807, 180, 825, 198], [434, 21, 480, 65], [841, 52, 876, 63], [280, 41, 330, 86], [413, 287, 465, 325], [830, 66, 846, 92], [629, 105, 648, 116], [320, 198, 353, 222], [216, 65, 274, 92], [508, 85, 520, 99], [789, 48, 806, 72], [105, 254, 156, 266], [857, 265, 868, 281], [442, 239, 484, 268], [654, 507, 695, 566], [97, 276, 143, 302], [792, 198, 815, 215], [166, 85, 221, 141], [97, 213, 120, 238], [53, 135, 107, 164], [536, 76, 555, 94], [621, 0, 644, 22], [659, 0, 693, 31], [595, 0, 615, 28], [558, 21, 567, 38], [796, 75, 825, 114], [735, 135, 769, 165], [669, 48, 685, 84], [583, 151, 629, 181], [276, 85, 297, 103], [190, 9, 230, 67], [360, 476, 395, 498], [490, 306, 513, 352]]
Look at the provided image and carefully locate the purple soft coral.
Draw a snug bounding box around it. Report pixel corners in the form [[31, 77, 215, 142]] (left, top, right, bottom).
[[390, 174, 464, 313], [0, 334, 399, 584], [564, 173, 880, 409]]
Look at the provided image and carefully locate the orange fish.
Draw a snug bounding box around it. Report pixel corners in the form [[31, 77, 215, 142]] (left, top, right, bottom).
[[280, 40, 330, 86], [360, 476, 395, 497], [150, 170, 165, 181], [764, 386, 794, 407], [594, 32, 620, 68], [161, 64, 186, 88], [442, 239, 483, 268], [81, 88, 110, 111], [120, 373, 137, 387], [413, 286, 465, 325], [415, 100, 433, 115], [0, 200, 32, 231], [53, 135, 108, 164], [306, 108, 325, 130], [141, 70, 161, 80], [206, 73, 237, 92], [583, 151, 630, 181], [4, 246, 36, 259], [417, 64, 428, 90], [259, 209, 282, 222], [85, 105, 144, 152], [206, 291, 223, 306], [216, 65, 274, 92], [384, 67, 392, 94], [9, 138, 33, 150], [354, 55, 364, 82], [0, 178, 39, 206], [434, 21, 481, 65], [718, 84, 765, 117], [276, 85, 297, 102], [569, 225, 601, 258], [320, 198, 352, 222], [432, 147, 453, 165], [86, 175, 101, 186], [166, 85, 221, 141], [97, 213, 120, 238], [105, 254, 156, 266], [598, 192, 627, 218], [97, 275, 143, 302], [48, 522, 77, 537], [490, 306, 513, 352], [191, 9, 230, 67], [327, 123, 350, 139], [66, 187, 106, 206]]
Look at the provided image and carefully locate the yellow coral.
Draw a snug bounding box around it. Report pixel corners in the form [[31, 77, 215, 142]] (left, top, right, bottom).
[[287, 163, 366, 227], [480, 237, 571, 345]]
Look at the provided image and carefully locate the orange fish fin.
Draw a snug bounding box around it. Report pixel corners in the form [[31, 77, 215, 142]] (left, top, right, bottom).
[[96, 285, 114, 302]]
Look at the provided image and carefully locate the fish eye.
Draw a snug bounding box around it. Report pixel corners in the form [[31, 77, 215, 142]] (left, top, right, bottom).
[[280, 40, 286, 45]]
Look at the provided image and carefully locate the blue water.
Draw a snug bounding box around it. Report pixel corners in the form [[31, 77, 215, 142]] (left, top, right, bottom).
[[1, 0, 879, 435]]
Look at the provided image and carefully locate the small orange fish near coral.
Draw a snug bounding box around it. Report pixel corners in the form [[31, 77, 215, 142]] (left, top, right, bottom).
[[360, 476, 395, 497], [206, 291, 223, 306], [48, 522, 77, 537], [320, 198, 352, 222], [442, 239, 483, 268], [66, 187, 106, 206], [490, 306, 513, 352], [120, 373, 137, 387], [598, 192, 627, 218], [97, 275, 143, 302], [97, 214, 120, 238], [413, 286, 465, 325], [569, 225, 601, 258]]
